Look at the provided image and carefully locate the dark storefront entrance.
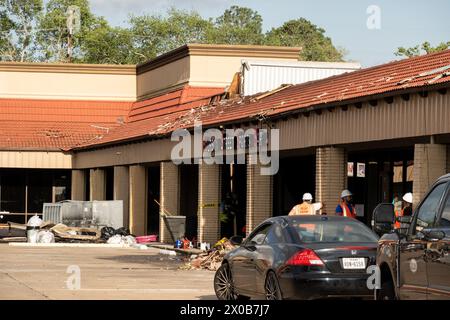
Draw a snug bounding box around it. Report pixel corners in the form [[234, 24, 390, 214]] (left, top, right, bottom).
[[348, 147, 414, 225], [221, 163, 247, 238], [0, 169, 71, 224], [147, 165, 160, 235], [273, 155, 316, 216], [180, 165, 199, 239]]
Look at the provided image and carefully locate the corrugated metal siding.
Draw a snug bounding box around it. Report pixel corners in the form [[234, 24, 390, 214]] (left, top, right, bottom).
[[0, 151, 72, 168], [278, 91, 450, 150], [243, 62, 360, 96]]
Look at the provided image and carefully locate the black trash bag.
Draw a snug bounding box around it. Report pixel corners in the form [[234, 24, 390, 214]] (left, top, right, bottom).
[[101, 227, 116, 240], [115, 227, 131, 236]]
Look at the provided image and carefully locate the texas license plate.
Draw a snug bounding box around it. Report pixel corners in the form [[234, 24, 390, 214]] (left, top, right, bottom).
[[342, 258, 366, 269]]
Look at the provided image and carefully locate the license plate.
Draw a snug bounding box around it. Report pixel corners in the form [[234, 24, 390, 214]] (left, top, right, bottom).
[[342, 258, 366, 269]]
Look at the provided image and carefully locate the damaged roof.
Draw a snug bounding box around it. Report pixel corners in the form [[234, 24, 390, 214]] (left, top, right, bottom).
[[73, 49, 450, 150], [1, 50, 449, 152], [0, 99, 131, 151]]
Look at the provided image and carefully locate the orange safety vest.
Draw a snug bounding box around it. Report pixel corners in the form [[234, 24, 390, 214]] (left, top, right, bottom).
[[289, 202, 315, 216], [339, 202, 356, 218], [394, 209, 404, 229]]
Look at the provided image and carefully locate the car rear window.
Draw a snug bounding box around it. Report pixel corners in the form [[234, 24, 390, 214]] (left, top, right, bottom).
[[290, 220, 379, 243]]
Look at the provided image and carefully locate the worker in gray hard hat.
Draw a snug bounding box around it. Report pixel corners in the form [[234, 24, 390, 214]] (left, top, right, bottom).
[[335, 190, 357, 218], [289, 193, 315, 216]]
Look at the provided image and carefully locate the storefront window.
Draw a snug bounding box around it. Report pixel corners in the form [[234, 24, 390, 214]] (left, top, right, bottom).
[[0, 170, 26, 213], [54, 172, 70, 202], [27, 171, 53, 213]]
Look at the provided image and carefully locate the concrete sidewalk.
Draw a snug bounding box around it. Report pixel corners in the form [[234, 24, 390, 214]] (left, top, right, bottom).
[[0, 244, 216, 300]]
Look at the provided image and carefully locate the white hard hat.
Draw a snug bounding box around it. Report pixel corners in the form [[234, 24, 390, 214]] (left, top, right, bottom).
[[341, 190, 353, 198], [402, 192, 413, 204], [303, 193, 313, 201]]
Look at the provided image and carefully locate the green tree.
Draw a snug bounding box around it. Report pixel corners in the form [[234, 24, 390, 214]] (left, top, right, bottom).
[[265, 18, 345, 61], [36, 0, 100, 62], [0, 0, 43, 62], [395, 41, 450, 58], [208, 5, 264, 45], [129, 8, 213, 62], [80, 19, 135, 64]]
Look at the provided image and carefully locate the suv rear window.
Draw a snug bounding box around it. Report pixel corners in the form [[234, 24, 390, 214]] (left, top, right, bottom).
[[290, 220, 379, 243]]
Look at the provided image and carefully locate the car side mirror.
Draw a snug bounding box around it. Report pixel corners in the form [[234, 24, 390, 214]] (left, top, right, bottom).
[[230, 235, 243, 246], [372, 203, 395, 236], [422, 229, 446, 241]]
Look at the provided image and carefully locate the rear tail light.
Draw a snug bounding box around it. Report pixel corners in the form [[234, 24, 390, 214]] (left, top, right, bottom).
[[286, 249, 324, 266]]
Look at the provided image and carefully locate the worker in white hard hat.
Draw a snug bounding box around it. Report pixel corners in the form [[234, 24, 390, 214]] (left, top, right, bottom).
[[289, 193, 315, 216], [336, 190, 357, 218], [394, 192, 413, 229]]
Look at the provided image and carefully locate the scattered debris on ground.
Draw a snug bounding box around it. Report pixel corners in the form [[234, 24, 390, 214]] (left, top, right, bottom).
[[180, 237, 236, 271]]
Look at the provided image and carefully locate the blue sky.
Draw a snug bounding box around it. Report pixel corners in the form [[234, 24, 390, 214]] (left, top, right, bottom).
[[87, 0, 450, 67]]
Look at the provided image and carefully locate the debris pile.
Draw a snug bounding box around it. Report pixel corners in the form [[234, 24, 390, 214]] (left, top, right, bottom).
[[181, 237, 237, 271]]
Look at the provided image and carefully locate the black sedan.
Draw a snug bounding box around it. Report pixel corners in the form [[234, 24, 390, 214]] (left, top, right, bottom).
[[214, 215, 379, 300]]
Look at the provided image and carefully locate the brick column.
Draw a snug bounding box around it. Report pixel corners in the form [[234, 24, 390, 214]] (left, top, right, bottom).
[[412, 144, 447, 207], [71, 170, 86, 200], [129, 165, 147, 236], [246, 156, 273, 236], [315, 147, 347, 215], [159, 162, 180, 243], [114, 166, 129, 229], [90, 168, 106, 201], [198, 163, 221, 244]]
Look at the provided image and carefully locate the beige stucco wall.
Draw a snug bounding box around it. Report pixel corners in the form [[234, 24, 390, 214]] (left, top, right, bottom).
[[0, 64, 136, 101], [137, 56, 190, 100], [189, 55, 296, 88]]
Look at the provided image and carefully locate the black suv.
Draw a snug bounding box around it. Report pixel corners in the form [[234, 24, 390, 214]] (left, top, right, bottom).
[[373, 173, 450, 300]]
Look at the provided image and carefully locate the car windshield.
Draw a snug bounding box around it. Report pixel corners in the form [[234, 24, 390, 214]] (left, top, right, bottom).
[[290, 220, 379, 243]]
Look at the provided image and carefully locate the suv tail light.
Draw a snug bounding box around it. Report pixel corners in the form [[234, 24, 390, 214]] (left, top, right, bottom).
[[286, 248, 324, 266]]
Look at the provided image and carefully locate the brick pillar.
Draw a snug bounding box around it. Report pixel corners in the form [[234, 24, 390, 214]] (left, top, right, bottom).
[[159, 162, 180, 243], [129, 165, 147, 236], [114, 166, 129, 229], [90, 168, 106, 201], [198, 163, 221, 244], [71, 170, 86, 200], [315, 147, 347, 215], [412, 144, 447, 208], [246, 155, 273, 236]]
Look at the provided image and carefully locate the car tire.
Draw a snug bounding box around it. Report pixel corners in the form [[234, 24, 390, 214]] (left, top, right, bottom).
[[214, 263, 238, 300], [376, 277, 396, 300], [265, 271, 283, 300]]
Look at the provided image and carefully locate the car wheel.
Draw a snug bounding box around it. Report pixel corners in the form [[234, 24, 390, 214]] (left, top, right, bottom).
[[265, 271, 282, 300], [376, 277, 396, 300], [214, 263, 238, 300]]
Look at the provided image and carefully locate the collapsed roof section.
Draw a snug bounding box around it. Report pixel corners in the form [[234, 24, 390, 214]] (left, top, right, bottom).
[[73, 49, 450, 151]]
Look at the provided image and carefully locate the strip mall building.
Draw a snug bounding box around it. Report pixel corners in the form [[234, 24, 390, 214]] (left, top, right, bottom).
[[1, 44, 449, 244]]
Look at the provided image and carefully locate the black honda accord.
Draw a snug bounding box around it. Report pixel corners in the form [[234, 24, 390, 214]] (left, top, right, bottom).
[[214, 215, 379, 300]]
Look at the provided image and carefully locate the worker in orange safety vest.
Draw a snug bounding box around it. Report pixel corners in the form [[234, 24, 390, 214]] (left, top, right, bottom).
[[394, 192, 413, 229], [336, 190, 357, 218], [289, 193, 315, 216]]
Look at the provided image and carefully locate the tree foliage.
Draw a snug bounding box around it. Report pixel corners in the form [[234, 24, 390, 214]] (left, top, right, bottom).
[[0, 2, 346, 64], [395, 41, 450, 58], [265, 18, 345, 61], [0, 0, 43, 61]]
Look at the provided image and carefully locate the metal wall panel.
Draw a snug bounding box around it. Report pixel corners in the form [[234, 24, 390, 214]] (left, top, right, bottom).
[[0, 151, 72, 169], [277, 91, 450, 151], [242, 60, 361, 96]]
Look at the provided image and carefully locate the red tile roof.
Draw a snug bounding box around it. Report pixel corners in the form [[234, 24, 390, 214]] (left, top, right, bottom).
[[2, 50, 449, 152], [0, 99, 131, 150], [74, 49, 450, 150]]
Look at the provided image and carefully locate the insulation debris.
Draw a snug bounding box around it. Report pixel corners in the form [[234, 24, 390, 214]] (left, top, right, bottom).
[[180, 237, 237, 271]]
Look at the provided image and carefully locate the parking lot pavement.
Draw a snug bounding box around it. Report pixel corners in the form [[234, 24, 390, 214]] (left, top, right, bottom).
[[0, 244, 216, 300]]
